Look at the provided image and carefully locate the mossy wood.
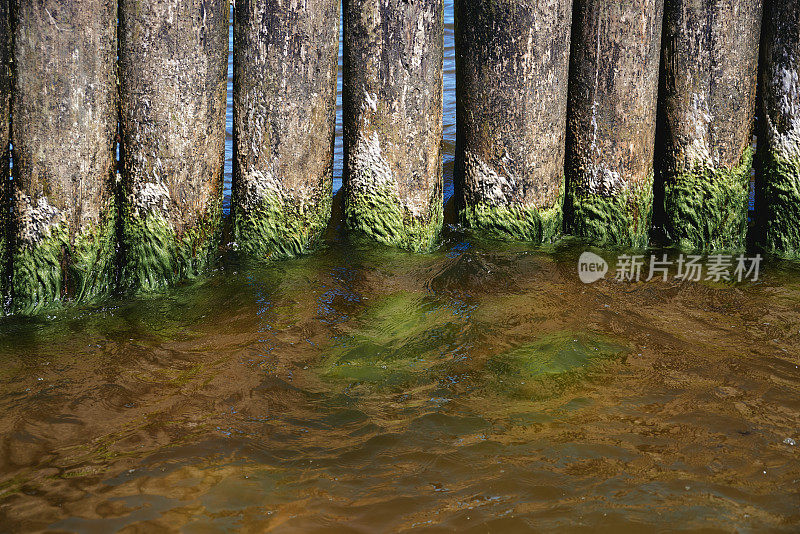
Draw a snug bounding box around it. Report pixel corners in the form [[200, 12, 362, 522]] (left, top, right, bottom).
[[454, 0, 573, 243], [758, 0, 800, 258], [343, 0, 444, 252], [11, 0, 118, 313], [565, 0, 664, 248], [233, 0, 339, 260], [119, 0, 228, 292], [660, 0, 763, 251], [0, 0, 8, 310]]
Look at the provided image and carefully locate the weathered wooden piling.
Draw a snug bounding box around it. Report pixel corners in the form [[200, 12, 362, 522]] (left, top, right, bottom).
[[565, 0, 664, 248], [343, 0, 444, 252], [119, 0, 228, 292], [759, 0, 800, 258], [454, 0, 573, 242], [11, 0, 118, 311], [233, 0, 339, 260], [0, 0, 8, 306], [660, 0, 762, 251]]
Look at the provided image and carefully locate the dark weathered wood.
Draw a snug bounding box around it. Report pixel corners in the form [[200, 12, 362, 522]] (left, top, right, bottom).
[[660, 0, 762, 251], [0, 0, 8, 308], [565, 0, 664, 247], [758, 0, 800, 258], [343, 0, 444, 252], [11, 0, 118, 312], [233, 0, 339, 260], [454, 0, 573, 242], [119, 0, 228, 292]]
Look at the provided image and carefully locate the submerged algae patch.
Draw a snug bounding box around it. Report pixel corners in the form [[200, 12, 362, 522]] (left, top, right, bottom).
[[567, 175, 654, 249], [319, 291, 462, 389], [487, 333, 629, 399], [663, 148, 753, 252], [760, 153, 800, 259]]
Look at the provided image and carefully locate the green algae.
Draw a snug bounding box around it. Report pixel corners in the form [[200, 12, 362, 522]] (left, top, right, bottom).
[[463, 189, 563, 244], [319, 291, 460, 389], [70, 202, 118, 302], [486, 332, 629, 400], [566, 175, 654, 248], [345, 180, 443, 253], [663, 148, 753, 252], [12, 223, 68, 313], [759, 152, 800, 259], [11, 204, 118, 314], [121, 199, 222, 294], [234, 190, 332, 261]]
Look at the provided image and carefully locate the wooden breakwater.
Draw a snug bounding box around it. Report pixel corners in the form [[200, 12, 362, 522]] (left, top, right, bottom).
[[0, 0, 797, 313]]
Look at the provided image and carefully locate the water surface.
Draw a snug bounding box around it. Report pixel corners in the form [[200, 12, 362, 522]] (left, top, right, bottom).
[[0, 236, 799, 531]]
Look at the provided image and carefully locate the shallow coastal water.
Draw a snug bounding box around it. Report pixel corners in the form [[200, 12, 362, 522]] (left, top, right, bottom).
[[1, 3, 798, 532], [0, 236, 799, 531]]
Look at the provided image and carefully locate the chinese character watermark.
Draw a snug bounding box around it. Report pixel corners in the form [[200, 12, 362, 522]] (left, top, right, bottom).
[[579, 253, 762, 284]]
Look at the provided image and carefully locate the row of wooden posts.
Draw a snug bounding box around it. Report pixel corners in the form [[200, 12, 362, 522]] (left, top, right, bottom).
[[0, 0, 798, 313]]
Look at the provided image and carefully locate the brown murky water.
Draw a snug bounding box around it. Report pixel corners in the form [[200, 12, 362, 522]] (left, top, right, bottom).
[[0, 234, 798, 532]]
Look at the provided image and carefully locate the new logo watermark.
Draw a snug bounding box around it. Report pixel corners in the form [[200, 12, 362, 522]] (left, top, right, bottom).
[[578, 252, 762, 284], [578, 252, 609, 284]]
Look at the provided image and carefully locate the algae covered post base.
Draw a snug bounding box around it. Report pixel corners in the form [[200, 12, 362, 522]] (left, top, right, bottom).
[[565, 0, 664, 249], [343, 0, 444, 253], [454, 0, 572, 243], [759, 0, 800, 258], [233, 0, 338, 261], [10, 0, 118, 313], [660, 0, 762, 252], [664, 149, 754, 252], [119, 0, 228, 292]]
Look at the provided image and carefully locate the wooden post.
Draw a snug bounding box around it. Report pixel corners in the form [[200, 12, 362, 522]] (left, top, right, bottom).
[[0, 0, 8, 308], [759, 0, 800, 258], [119, 0, 228, 292], [454, 0, 573, 243], [233, 0, 339, 260], [565, 0, 664, 248], [11, 0, 118, 312], [343, 0, 444, 252], [660, 0, 763, 251]]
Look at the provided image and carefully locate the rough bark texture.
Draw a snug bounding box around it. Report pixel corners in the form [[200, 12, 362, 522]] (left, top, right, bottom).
[[0, 0, 8, 309], [233, 0, 338, 261], [343, 0, 444, 252], [454, 0, 572, 243], [660, 0, 762, 252], [759, 0, 800, 258], [11, 0, 118, 313], [565, 0, 664, 248], [119, 0, 228, 292]]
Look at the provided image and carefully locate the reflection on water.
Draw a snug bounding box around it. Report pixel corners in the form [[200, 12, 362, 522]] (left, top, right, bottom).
[[0, 235, 799, 531]]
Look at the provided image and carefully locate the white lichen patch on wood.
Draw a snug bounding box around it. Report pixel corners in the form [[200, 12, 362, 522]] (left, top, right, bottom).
[[349, 131, 401, 200], [15, 191, 64, 246], [582, 163, 626, 197], [463, 151, 519, 208], [680, 92, 715, 169], [129, 180, 171, 219], [765, 59, 800, 162]]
